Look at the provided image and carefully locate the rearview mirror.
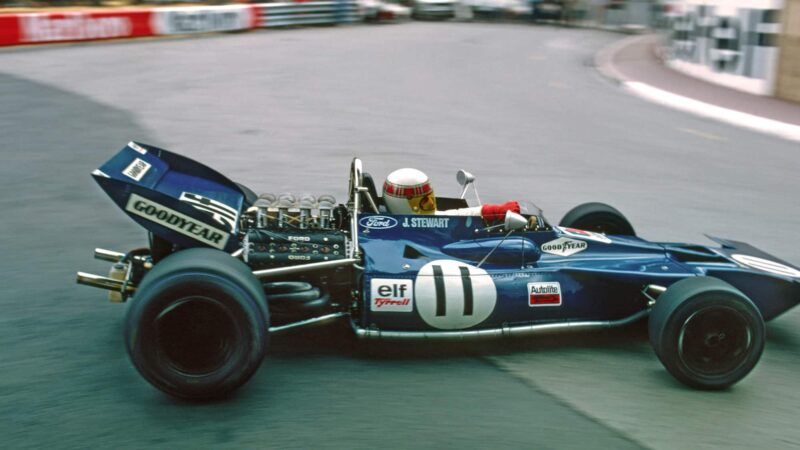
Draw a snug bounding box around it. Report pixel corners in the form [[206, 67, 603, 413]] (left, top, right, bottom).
[[456, 169, 477, 200], [457, 169, 474, 187], [504, 211, 528, 232]]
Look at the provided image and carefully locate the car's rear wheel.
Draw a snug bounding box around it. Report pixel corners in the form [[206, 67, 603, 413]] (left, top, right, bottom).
[[125, 248, 269, 400], [648, 277, 765, 390], [559, 202, 635, 236], [148, 232, 174, 263]]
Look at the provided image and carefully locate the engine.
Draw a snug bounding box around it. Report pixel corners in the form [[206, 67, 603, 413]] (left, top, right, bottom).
[[241, 193, 349, 269]]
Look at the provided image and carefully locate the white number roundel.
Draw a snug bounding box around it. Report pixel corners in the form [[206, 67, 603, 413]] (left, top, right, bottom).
[[414, 260, 497, 330], [731, 254, 800, 278]]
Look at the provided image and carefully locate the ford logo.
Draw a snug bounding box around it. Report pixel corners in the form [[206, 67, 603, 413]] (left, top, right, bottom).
[[359, 216, 398, 230]]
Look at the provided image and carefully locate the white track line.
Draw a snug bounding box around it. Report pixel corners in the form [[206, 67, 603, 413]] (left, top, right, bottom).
[[623, 81, 800, 143]]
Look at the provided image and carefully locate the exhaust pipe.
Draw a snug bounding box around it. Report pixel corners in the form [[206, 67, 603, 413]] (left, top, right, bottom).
[[78, 248, 146, 302], [252, 258, 358, 280], [353, 309, 651, 341], [94, 248, 125, 262], [76, 272, 136, 293]]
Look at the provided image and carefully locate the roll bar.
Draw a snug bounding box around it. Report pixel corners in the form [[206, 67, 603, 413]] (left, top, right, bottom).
[[348, 158, 363, 259], [347, 157, 381, 259]]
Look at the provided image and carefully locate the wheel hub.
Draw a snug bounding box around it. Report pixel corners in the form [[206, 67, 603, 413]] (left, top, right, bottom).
[[704, 331, 726, 347], [155, 297, 237, 375], [678, 306, 752, 377]]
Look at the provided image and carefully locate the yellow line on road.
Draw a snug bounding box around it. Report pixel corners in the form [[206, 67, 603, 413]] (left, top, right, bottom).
[[678, 127, 727, 141]]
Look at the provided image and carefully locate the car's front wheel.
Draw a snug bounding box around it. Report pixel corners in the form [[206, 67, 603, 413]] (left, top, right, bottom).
[[648, 277, 765, 390], [559, 202, 635, 236]]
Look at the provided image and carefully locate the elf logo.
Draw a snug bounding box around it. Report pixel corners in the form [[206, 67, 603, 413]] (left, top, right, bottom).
[[370, 279, 413, 312], [528, 282, 562, 307]]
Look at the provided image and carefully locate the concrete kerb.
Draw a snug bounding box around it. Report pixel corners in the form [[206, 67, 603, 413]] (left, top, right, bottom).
[[593, 33, 645, 85], [595, 34, 800, 143]]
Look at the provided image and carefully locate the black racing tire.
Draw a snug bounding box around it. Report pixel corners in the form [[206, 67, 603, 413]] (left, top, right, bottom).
[[648, 277, 765, 390], [559, 202, 635, 236], [125, 248, 269, 400], [148, 232, 175, 263]]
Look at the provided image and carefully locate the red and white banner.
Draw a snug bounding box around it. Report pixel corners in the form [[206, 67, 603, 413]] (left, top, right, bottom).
[[0, 5, 259, 47], [0, 10, 153, 46]]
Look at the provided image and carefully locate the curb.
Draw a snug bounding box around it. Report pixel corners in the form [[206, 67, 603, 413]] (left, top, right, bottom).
[[593, 33, 645, 84], [595, 34, 800, 143], [623, 82, 800, 142]]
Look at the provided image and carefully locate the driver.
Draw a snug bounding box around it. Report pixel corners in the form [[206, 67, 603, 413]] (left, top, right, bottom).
[[383, 168, 520, 221]]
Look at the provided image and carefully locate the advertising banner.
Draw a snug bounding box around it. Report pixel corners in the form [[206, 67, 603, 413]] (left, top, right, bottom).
[[0, 5, 259, 47], [151, 5, 257, 35], [0, 10, 154, 46], [0, 16, 21, 46]]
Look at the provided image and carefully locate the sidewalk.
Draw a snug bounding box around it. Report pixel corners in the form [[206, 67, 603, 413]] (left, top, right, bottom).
[[597, 33, 800, 138]]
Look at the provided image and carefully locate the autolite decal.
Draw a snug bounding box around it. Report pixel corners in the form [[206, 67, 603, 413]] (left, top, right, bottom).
[[370, 279, 413, 312], [125, 193, 229, 249], [528, 282, 562, 306]]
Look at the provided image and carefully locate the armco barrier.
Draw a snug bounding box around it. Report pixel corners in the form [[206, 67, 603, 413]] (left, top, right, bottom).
[[258, 1, 360, 27]]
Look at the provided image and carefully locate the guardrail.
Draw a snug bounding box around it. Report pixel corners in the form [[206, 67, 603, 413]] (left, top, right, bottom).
[[258, 1, 360, 28]]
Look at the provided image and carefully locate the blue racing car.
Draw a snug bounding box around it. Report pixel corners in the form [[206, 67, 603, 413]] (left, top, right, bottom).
[[77, 142, 800, 399]]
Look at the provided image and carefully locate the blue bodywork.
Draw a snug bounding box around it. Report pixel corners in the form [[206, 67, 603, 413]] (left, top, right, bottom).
[[93, 144, 800, 333], [357, 215, 800, 331], [92, 142, 245, 252]]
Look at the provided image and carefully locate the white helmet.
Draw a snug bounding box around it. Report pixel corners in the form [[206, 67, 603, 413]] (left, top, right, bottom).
[[383, 168, 436, 215]]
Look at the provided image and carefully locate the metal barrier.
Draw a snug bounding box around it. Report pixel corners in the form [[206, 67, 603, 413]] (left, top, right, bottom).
[[258, 1, 361, 27]]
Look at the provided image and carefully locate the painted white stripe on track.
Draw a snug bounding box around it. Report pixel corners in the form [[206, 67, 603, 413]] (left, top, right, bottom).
[[623, 81, 800, 143]]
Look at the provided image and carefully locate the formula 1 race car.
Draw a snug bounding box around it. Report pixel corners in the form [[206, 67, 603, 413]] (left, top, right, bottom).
[[77, 142, 800, 399]]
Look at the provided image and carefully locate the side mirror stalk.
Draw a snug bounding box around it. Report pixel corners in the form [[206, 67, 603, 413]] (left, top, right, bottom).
[[477, 229, 515, 269], [457, 169, 481, 204], [477, 211, 529, 268]]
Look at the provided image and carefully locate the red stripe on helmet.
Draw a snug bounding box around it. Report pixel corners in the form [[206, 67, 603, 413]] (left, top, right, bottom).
[[383, 180, 432, 198]]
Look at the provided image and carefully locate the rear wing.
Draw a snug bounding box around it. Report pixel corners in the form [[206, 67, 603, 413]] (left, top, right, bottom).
[[91, 142, 245, 252]]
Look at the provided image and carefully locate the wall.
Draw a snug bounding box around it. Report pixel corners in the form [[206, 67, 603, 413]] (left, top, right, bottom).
[[776, 0, 800, 102], [665, 0, 784, 96]]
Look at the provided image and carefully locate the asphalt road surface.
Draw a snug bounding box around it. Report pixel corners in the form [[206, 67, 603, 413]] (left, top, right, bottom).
[[1, 23, 798, 449]]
